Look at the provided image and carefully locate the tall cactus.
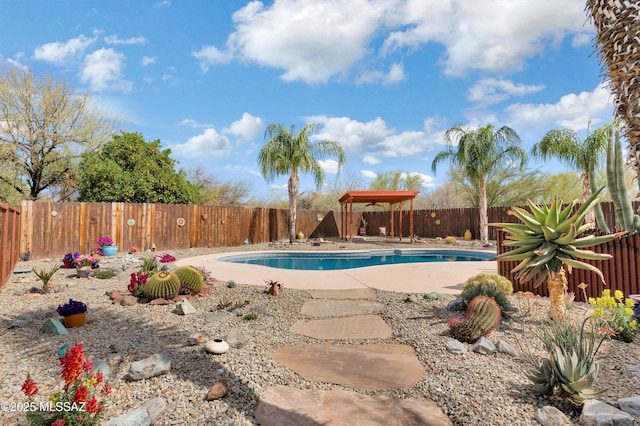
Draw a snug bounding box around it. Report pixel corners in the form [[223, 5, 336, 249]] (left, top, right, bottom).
[[606, 127, 640, 232]]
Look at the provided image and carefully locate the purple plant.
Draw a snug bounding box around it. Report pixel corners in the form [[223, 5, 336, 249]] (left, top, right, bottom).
[[56, 299, 87, 316]]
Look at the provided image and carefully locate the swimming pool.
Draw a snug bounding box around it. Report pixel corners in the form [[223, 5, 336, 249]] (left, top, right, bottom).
[[220, 249, 494, 271]]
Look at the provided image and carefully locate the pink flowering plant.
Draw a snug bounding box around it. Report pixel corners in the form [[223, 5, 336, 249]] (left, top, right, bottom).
[[128, 272, 148, 298], [22, 342, 111, 426], [96, 237, 113, 247], [76, 255, 99, 268], [157, 253, 176, 263]]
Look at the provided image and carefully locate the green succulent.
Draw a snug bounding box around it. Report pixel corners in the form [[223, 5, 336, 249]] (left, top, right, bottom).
[[526, 358, 555, 395], [492, 187, 625, 288], [549, 347, 608, 405]]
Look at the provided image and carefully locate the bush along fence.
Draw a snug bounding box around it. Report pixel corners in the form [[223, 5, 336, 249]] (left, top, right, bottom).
[[0, 204, 21, 289], [497, 230, 640, 300]]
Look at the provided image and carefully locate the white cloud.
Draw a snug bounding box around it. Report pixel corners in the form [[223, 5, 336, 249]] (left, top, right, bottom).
[[249, 170, 262, 177], [223, 112, 263, 140], [468, 78, 545, 105], [172, 128, 231, 158], [33, 35, 95, 64], [362, 155, 381, 165], [142, 56, 157, 66], [362, 170, 377, 178], [155, 0, 171, 7], [407, 171, 435, 188], [81, 48, 133, 92], [356, 63, 405, 85], [506, 84, 612, 132], [192, 45, 232, 72], [104, 35, 147, 45], [382, 0, 589, 76], [318, 159, 341, 174]]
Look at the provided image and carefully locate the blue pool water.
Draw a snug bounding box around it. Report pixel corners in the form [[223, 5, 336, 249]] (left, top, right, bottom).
[[220, 249, 494, 271]]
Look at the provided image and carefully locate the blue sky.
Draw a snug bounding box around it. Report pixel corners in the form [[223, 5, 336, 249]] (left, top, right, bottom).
[[0, 0, 614, 200]]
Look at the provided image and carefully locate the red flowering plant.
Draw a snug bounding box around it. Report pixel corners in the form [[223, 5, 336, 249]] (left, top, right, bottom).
[[21, 342, 111, 426], [157, 253, 176, 263], [128, 272, 148, 298]]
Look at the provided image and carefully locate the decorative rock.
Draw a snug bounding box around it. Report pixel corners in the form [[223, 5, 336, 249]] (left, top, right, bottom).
[[580, 399, 634, 426], [618, 395, 640, 416], [149, 298, 171, 305], [496, 340, 519, 357], [121, 296, 138, 306], [104, 408, 151, 426], [290, 315, 392, 340], [623, 364, 640, 381], [472, 337, 495, 355], [424, 291, 441, 300], [205, 380, 229, 400], [405, 294, 419, 304], [187, 331, 209, 346], [535, 406, 570, 426], [92, 359, 112, 378], [128, 353, 172, 380], [175, 298, 196, 315], [227, 280, 236, 288], [8, 318, 30, 328], [40, 318, 68, 335], [109, 289, 122, 300], [255, 386, 453, 426], [274, 344, 425, 390], [141, 397, 167, 425], [198, 284, 211, 296], [444, 339, 467, 355], [446, 298, 467, 311], [225, 330, 247, 349], [205, 339, 229, 354]]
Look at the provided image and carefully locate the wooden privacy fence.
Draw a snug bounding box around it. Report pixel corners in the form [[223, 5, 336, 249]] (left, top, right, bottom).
[[0, 204, 21, 288], [20, 201, 331, 260], [497, 230, 640, 300]]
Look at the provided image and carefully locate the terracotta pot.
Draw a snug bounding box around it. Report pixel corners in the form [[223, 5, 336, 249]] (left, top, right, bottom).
[[76, 267, 99, 277], [63, 260, 74, 269], [63, 312, 87, 328]]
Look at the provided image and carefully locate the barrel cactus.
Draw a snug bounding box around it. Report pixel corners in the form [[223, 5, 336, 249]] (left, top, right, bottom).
[[448, 295, 502, 343], [175, 265, 204, 295], [461, 273, 514, 315], [144, 271, 180, 301]]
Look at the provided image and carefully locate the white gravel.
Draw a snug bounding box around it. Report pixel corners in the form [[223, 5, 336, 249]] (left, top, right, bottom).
[[0, 241, 638, 425]]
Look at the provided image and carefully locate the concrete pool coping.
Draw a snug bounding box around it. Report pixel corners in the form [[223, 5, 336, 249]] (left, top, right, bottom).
[[176, 248, 499, 294]]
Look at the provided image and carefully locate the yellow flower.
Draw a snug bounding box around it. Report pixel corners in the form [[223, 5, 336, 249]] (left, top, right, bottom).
[[602, 289, 611, 298], [588, 297, 596, 305], [625, 298, 635, 308], [614, 290, 624, 301], [625, 308, 634, 316], [630, 320, 637, 329]]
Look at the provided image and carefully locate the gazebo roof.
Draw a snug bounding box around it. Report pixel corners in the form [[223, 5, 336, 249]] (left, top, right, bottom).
[[338, 190, 420, 205]]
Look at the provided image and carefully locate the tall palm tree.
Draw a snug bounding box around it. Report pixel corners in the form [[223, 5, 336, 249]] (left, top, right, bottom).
[[258, 123, 345, 243], [432, 124, 527, 244], [531, 123, 612, 232], [586, 1, 640, 191]]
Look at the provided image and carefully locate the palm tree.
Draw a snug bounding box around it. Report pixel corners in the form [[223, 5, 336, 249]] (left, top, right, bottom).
[[531, 123, 612, 231], [431, 124, 527, 244], [258, 123, 345, 243], [586, 1, 640, 191]]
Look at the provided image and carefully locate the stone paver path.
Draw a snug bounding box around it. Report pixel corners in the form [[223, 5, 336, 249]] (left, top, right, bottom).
[[255, 385, 453, 426], [290, 315, 392, 340], [265, 288, 450, 423], [300, 299, 383, 317]]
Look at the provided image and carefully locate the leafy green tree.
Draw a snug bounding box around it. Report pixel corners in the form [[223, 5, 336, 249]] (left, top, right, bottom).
[[368, 170, 423, 191], [78, 132, 199, 203], [257, 123, 345, 242], [432, 124, 527, 244], [531, 123, 612, 231], [0, 67, 116, 200]]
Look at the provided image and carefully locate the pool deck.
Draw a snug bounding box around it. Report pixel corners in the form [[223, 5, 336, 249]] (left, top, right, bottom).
[[176, 247, 498, 294]]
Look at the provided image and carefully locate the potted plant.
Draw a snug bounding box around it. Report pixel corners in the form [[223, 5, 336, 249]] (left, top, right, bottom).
[[61, 252, 79, 268], [32, 264, 61, 293], [97, 236, 118, 256], [56, 299, 87, 328], [76, 254, 100, 277]]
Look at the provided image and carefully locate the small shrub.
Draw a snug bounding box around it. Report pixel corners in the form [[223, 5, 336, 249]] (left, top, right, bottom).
[[444, 236, 457, 245], [589, 289, 638, 343], [95, 269, 118, 279], [461, 273, 515, 316], [140, 257, 158, 274], [243, 313, 258, 321]]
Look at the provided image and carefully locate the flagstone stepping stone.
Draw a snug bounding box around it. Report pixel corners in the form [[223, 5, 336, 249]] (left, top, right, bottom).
[[300, 299, 383, 318], [306, 288, 377, 300], [290, 315, 392, 340], [274, 344, 424, 390], [255, 385, 453, 426]]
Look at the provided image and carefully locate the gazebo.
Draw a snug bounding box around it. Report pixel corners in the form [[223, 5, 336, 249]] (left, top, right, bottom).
[[338, 190, 420, 242]]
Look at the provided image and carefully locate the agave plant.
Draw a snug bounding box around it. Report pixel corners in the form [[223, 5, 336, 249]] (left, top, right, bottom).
[[549, 346, 608, 406], [491, 187, 625, 320]]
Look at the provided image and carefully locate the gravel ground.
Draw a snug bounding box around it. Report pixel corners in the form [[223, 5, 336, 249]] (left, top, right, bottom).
[[0, 240, 638, 425]]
